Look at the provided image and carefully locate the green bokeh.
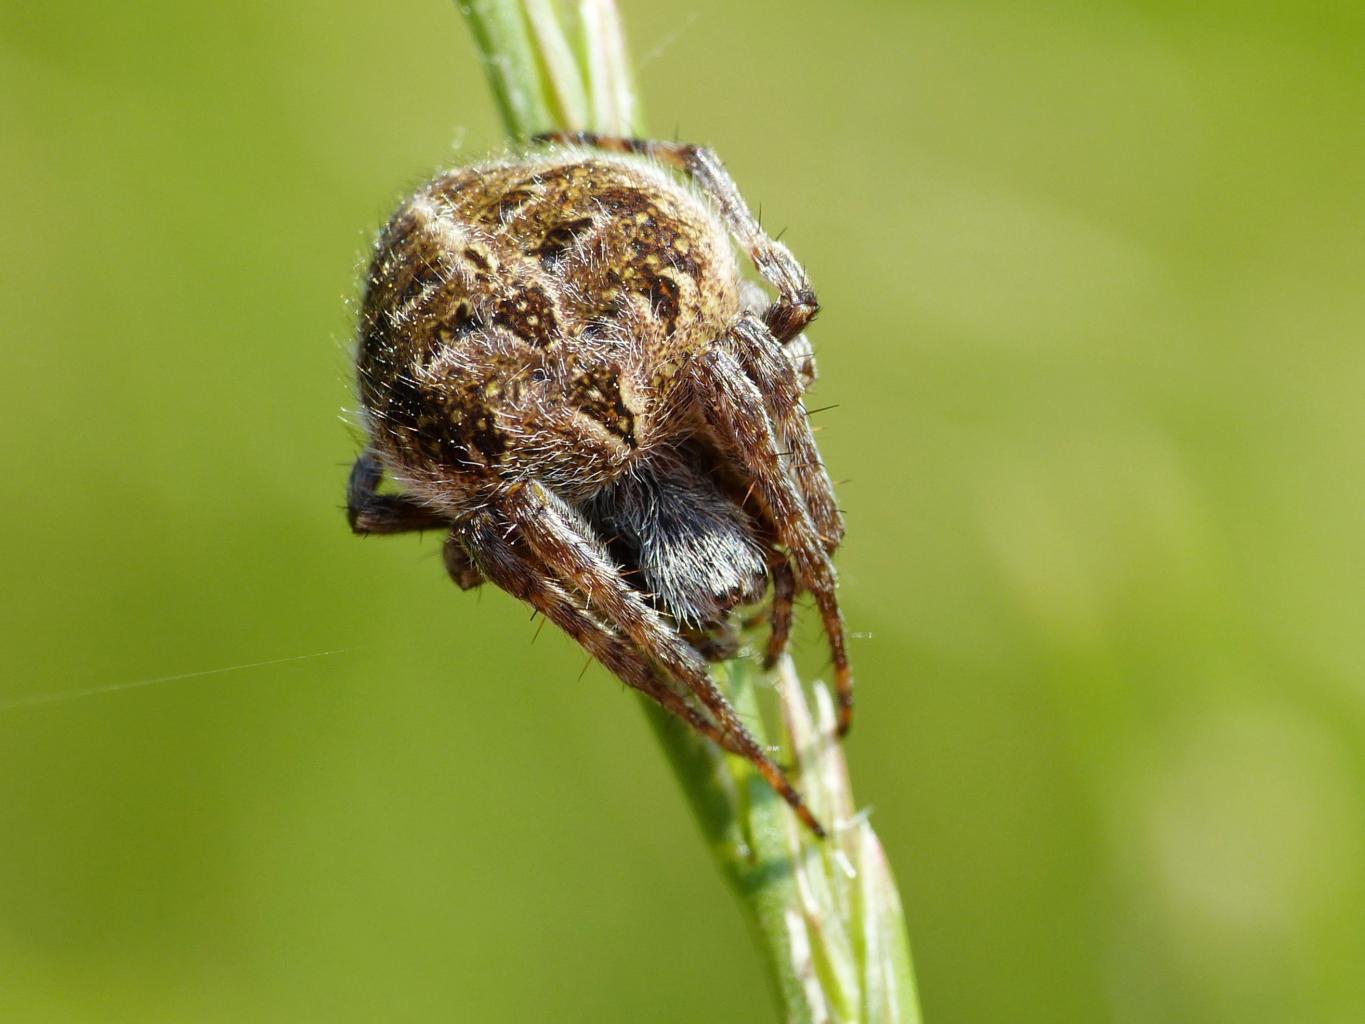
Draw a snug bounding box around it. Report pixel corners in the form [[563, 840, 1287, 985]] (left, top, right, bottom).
[[2, 1, 1362, 1021]]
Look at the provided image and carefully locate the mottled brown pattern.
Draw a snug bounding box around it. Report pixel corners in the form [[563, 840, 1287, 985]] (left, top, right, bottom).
[[348, 137, 850, 836]]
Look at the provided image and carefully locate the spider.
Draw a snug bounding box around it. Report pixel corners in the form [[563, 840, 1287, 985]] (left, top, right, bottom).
[[346, 132, 849, 837]]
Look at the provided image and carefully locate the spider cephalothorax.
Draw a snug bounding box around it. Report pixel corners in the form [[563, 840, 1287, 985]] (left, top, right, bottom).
[[347, 133, 848, 835]]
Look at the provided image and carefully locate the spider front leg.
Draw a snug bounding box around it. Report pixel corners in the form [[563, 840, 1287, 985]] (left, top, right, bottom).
[[490, 480, 827, 837], [531, 132, 819, 342], [730, 312, 844, 551], [692, 349, 854, 737]]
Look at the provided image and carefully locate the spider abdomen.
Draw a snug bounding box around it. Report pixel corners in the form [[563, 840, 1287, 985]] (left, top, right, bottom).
[[356, 153, 741, 504]]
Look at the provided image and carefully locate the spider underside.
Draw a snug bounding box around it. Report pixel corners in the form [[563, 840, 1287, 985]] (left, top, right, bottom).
[[347, 133, 849, 837]]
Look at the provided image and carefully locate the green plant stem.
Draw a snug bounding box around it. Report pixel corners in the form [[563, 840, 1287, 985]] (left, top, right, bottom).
[[456, 3, 921, 1020], [458, 1, 555, 139], [644, 661, 830, 1019]]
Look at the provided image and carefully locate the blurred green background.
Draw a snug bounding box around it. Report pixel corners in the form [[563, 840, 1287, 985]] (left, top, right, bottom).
[[2, 1, 1363, 1020]]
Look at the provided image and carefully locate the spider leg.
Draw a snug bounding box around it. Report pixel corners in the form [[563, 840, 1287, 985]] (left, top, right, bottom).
[[692, 348, 854, 737], [347, 452, 451, 535], [348, 453, 483, 589], [729, 312, 844, 551], [490, 481, 827, 837], [441, 533, 485, 591], [531, 132, 818, 342], [765, 558, 796, 671], [451, 518, 737, 754]]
